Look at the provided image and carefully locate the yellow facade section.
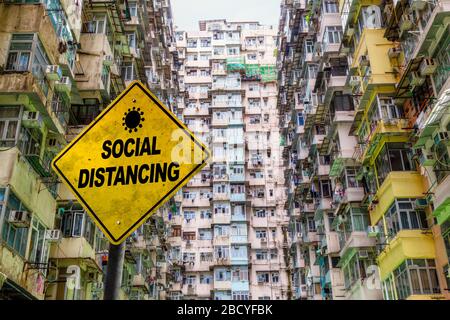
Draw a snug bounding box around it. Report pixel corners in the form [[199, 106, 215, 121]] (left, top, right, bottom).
[[377, 230, 436, 281], [406, 294, 446, 300], [370, 172, 426, 225], [351, 29, 397, 84]]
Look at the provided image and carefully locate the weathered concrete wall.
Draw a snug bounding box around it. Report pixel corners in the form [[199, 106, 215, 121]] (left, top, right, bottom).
[[0, 4, 60, 65]]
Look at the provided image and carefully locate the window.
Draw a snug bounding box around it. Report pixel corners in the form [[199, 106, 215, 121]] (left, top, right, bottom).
[[1, 191, 29, 257], [257, 272, 270, 283], [233, 291, 249, 300], [375, 143, 413, 186], [128, 1, 138, 16], [214, 225, 230, 236], [215, 269, 231, 281], [323, 0, 339, 13], [200, 38, 211, 47], [384, 198, 428, 239], [232, 268, 248, 281], [60, 211, 95, 246], [0, 106, 22, 147], [121, 62, 134, 81], [187, 39, 198, 48], [172, 226, 181, 237], [320, 180, 332, 198], [200, 273, 213, 283], [305, 39, 314, 53], [383, 259, 440, 300], [29, 217, 48, 264], [126, 32, 136, 48], [200, 252, 213, 262], [6, 34, 33, 71], [307, 216, 316, 232], [86, 14, 108, 34], [215, 246, 229, 259], [344, 167, 360, 188], [184, 210, 195, 221], [255, 229, 267, 238], [325, 26, 343, 44], [272, 272, 279, 283], [199, 229, 212, 240], [183, 232, 196, 240], [183, 252, 196, 263], [256, 250, 268, 260], [297, 112, 304, 126], [6, 34, 50, 94]]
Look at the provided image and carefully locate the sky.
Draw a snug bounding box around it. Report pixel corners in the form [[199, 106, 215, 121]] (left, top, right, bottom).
[[170, 0, 281, 31]]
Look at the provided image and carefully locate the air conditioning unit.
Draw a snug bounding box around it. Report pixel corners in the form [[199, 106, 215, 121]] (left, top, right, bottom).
[[433, 131, 450, 146], [388, 47, 401, 59], [103, 55, 114, 66], [21, 111, 42, 128], [55, 76, 72, 94], [45, 65, 62, 81], [346, 27, 355, 37], [411, 0, 427, 10], [419, 150, 436, 166], [46, 137, 61, 153], [45, 229, 62, 242], [8, 210, 31, 228], [420, 58, 438, 76], [409, 71, 425, 88], [358, 250, 369, 259], [414, 198, 429, 209], [400, 14, 414, 32], [358, 55, 369, 67], [367, 225, 380, 238], [349, 76, 360, 87]]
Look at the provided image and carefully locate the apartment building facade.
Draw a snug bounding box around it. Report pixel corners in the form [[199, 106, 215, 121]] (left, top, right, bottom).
[[278, 0, 450, 300], [0, 0, 179, 300], [170, 19, 291, 300]]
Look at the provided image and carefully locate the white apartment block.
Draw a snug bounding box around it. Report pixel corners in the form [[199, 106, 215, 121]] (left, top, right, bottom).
[[166, 19, 291, 300]]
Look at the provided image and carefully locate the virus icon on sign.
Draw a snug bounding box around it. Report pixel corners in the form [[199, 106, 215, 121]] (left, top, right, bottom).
[[123, 106, 145, 133]]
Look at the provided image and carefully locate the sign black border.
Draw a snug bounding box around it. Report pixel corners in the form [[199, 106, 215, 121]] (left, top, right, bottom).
[[53, 82, 210, 243]]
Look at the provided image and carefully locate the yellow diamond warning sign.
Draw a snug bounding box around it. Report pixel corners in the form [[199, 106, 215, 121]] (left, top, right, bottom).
[[52, 81, 210, 244]]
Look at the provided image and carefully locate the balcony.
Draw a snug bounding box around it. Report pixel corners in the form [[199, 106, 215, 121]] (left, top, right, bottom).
[[182, 197, 211, 207], [77, 33, 114, 94], [214, 280, 232, 290], [132, 274, 149, 293], [377, 230, 436, 282], [231, 212, 247, 222], [232, 280, 249, 291], [213, 214, 231, 225], [50, 237, 97, 266], [184, 75, 212, 84], [213, 235, 230, 246], [184, 107, 209, 116], [361, 118, 412, 162], [212, 68, 227, 76], [197, 284, 212, 297], [185, 60, 210, 68], [433, 174, 450, 225], [211, 117, 229, 126], [230, 193, 246, 202], [213, 192, 230, 201], [230, 235, 248, 244], [350, 29, 397, 94], [370, 172, 426, 225]]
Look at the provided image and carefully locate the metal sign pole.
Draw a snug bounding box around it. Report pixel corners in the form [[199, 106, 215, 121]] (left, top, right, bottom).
[[103, 241, 125, 300]]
